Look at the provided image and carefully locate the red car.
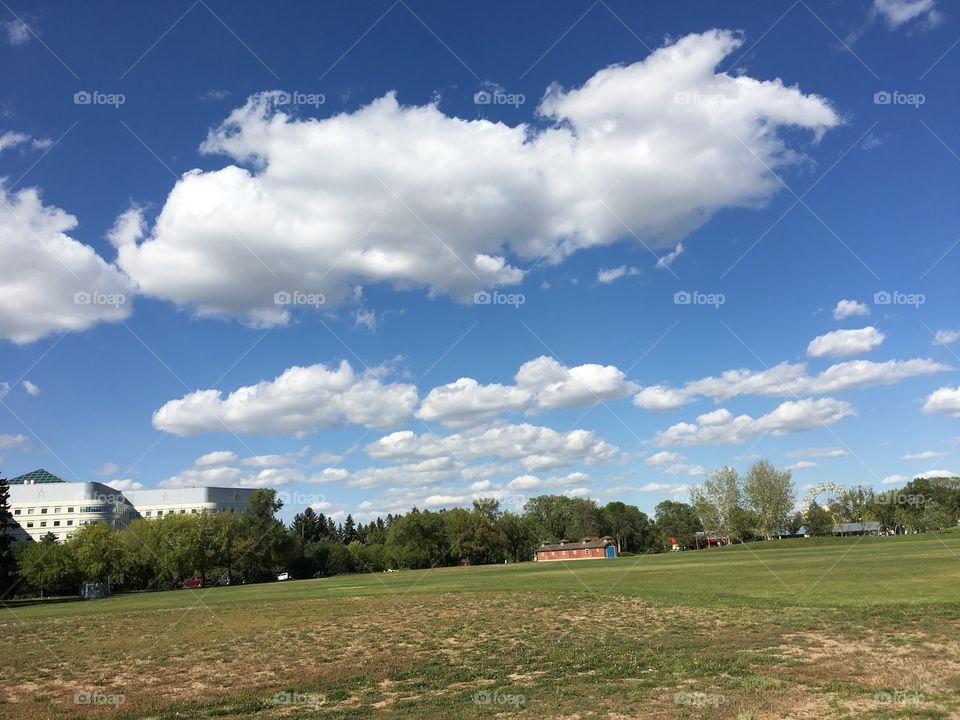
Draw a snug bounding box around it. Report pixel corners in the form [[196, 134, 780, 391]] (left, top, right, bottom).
[[182, 576, 209, 589]]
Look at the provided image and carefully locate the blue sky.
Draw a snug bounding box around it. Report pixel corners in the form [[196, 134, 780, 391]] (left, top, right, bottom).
[[1, 0, 959, 522]]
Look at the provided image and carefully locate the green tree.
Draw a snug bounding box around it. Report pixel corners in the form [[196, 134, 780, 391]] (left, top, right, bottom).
[[16, 534, 79, 597], [743, 460, 795, 538], [0, 472, 16, 598], [804, 502, 834, 536], [653, 500, 702, 550], [496, 512, 537, 562]]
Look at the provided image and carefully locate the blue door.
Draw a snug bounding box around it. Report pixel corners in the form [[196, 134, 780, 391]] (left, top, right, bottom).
[[606, 545, 616, 558]]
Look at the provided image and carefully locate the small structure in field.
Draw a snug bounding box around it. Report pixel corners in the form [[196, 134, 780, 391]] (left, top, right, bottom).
[[534, 537, 617, 561], [694, 531, 732, 549]]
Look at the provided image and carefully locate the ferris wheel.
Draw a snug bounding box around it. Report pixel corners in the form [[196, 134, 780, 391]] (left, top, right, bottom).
[[801, 482, 848, 524]]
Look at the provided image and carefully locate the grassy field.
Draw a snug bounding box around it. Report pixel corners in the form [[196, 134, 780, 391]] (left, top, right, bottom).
[[2, 532, 960, 719]]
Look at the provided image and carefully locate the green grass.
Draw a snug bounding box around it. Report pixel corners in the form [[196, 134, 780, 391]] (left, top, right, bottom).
[[2, 532, 960, 719]]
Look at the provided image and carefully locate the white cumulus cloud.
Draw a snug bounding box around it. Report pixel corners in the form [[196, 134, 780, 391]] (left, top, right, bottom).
[[923, 386, 960, 418], [110, 30, 837, 325], [832, 299, 870, 320], [153, 360, 417, 436], [807, 327, 885, 358]]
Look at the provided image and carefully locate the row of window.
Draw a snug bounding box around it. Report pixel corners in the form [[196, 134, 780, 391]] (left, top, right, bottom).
[[542, 548, 596, 556], [14, 506, 76, 515], [24, 519, 75, 529], [143, 507, 245, 517]]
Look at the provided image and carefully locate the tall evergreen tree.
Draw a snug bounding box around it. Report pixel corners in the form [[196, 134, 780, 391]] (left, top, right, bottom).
[[0, 472, 16, 599]]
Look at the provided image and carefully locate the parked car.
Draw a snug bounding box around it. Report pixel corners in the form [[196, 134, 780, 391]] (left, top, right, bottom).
[[276, 572, 291, 581], [216, 575, 231, 586], [182, 576, 208, 589]]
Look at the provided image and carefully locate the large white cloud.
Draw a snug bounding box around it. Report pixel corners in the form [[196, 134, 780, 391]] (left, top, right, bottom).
[[807, 327, 885, 358], [110, 30, 837, 323], [153, 360, 417, 435], [365, 422, 620, 472], [923, 386, 960, 418], [0, 188, 134, 344], [416, 355, 637, 427], [654, 398, 855, 447], [633, 357, 947, 410]]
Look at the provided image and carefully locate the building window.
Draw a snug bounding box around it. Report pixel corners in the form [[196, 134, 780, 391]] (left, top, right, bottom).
[[27, 508, 34, 515], [67, 507, 74, 512], [26, 522, 33, 528], [41, 508, 48, 514], [13, 509, 20, 515], [179, 509, 186, 514], [66, 520, 73, 526], [191, 509, 197, 514], [40, 521, 46, 527], [54, 507, 61, 513], [53, 521, 60, 527]]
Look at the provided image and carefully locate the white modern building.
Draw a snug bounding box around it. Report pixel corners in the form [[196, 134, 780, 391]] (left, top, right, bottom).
[[5, 469, 256, 542]]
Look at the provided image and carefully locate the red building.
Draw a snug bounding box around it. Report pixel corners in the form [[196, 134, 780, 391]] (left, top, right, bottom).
[[534, 537, 618, 561]]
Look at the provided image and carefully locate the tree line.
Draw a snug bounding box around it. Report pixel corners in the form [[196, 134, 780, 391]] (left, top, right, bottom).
[[1, 463, 958, 599]]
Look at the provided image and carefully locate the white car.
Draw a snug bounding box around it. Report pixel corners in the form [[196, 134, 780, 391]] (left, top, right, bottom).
[[276, 572, 290, 581]]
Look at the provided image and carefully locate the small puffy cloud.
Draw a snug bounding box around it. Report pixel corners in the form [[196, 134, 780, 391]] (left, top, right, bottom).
[[633, 385, 694, 412], [3, 19, 30, 46], [645, 451, 686, 466], [0, 433, 28, 449], [880, 474, 908, 485], [900, 451, 944, 460], [596, 265, 640, 284], [933, 330, 960, 346], [807, 327, 885, 358], [112, 30, 837, 324], [872, 0, 942, 29], [21, 380, 40, 396], [242, 453, 297, 467], [311, 450, 343, 465], [0, 187, 134, 344], [108, 478, 144, 491], [832, 299, 870, 320], [655, 242, 684, 270], [195, 450, 239, 466], [923, 386, 960, 418], [785, 461, 816, 470], [95, 462, 120, 476], [153, 360, 418, 436], [655, 398, 854, 447]]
